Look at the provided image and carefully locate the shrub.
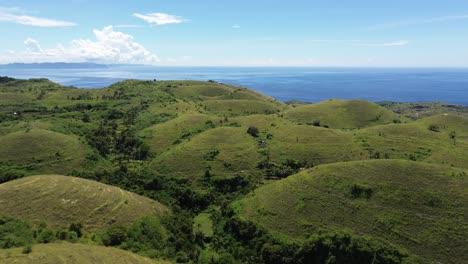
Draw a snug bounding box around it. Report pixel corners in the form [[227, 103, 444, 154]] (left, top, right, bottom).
[[22, 244, 32, 254], [247, 126, 259, 137], [69, 223, 83, 238], [102, 226, 128, 246], [428, 124, 440, 132], [37, 229, 55, 243]]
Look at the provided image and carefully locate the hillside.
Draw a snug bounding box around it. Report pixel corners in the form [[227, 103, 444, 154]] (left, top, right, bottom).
[[150, 126, 261, 179], [0, 77, 467, 263], [355, 114, 468, 168], [0, 175, 168, 229], [234, 160, 468, 263], [283, 99, 403, 129], [0, 129, 88, 175], [0, 243, 171, 264]]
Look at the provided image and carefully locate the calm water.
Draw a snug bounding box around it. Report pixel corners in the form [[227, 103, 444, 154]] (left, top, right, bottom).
[[1, 66, 468, 105]]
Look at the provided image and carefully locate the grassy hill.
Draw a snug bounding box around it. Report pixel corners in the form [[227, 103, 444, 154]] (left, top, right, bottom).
[[234, 160, 468, 263], [150, 126, 261, 179], [283, 99, 403, 129], [0, 243, 171, 264], [355, 114, 468, 168], [378, 101, 468, 119], [0, 129, 88, 174], [140, 113, 218, 155], [0, 175, 168, 229], [1, 77, 467, 263]]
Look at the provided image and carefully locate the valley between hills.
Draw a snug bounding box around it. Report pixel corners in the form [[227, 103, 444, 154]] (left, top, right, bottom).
[[0, 77, 467, 263]]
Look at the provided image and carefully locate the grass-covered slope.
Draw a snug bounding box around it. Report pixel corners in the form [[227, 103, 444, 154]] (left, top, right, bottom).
[[267, 125, 366, 165], [0, 243, 171, 264], [150, 127, 261, 179], [356, 114, 468, 168], [0, 175, 168, 229], [141, 113, 218, 155], [284, 99, 403, 129], [234, 160, 467, 263], [0, 129, 88, 174]]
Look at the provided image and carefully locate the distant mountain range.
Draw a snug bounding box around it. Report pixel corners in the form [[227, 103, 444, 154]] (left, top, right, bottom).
[[0, 62, 110, 69]]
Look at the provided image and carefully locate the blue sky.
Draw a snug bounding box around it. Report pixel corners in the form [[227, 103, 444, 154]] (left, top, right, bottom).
[[0, 0, 467, 66]]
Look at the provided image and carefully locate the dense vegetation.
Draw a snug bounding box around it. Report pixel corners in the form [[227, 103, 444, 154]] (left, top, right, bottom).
[[0, 77, 466, 263]]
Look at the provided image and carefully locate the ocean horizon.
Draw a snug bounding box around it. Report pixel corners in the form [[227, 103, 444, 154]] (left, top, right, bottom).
[[1, 65, 468, 105]]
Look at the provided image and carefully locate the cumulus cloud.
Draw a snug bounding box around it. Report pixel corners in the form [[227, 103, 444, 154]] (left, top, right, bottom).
[[0, 26, 159, 64], [133, 12, 187, 25], [24, 38, 43, 53], [0, 6, 76, 27]]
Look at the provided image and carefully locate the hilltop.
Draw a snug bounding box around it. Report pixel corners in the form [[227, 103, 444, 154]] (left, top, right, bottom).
[[234, 160, 468, 263], [284, 99, 404, 129], [0, 175, 168, 229], [0, 243, 171, 264]]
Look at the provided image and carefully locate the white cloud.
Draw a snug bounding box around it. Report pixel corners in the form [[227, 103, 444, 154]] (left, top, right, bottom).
[[24, 38, 43, 53], [0, 6, 76, 27], [115, 24, 145, 28], [232, 24, 241, 29], [359, 40, 409, 47], [0, 26, 159, 65], [133, 13, 187, 25], [366, 14, 468, 31]]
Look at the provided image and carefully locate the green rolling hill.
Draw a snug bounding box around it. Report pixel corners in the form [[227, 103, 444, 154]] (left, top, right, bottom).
[[283, 99, 404, 129], [0, 77, 467, 263], [0, 175, 168, 229], [234, 160, 468, 263], [0, 129, 88, 174], [0, 243, 171, 264]]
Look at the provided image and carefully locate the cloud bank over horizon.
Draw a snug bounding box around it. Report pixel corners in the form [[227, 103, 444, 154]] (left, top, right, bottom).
[[0, 26, 159, 65]]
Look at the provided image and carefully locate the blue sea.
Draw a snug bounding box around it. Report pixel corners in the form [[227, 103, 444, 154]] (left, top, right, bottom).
[[1, 66, 468, 105]]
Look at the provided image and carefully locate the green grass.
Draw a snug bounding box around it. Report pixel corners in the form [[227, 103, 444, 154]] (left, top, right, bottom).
[[0, 175, 168, 229], [140, 113, 218, 155], [0, 243, 171, 264], [201, 99, 281, 116], [193, 213, 214, 238], [0, 129, 89, 174], [267, 125, 366, 165], [1, 77, 468, 263], [234, 159, 468, 263], [283, 99, 404, 128], [149, 126, 261, 179], [378, 101, 468, 119], [355, 114, 468, 168]]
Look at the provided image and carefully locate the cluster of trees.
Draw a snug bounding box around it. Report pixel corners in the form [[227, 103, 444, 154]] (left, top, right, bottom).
[[0, 217, 83, 252], [211, 211, 408, 264], [86, 122, 150, 160], [257, 156, 311, 179]]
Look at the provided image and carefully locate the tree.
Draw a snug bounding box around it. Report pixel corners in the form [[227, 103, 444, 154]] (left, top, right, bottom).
[[102, 226, 128, 246], [82, 113, 91, 123], [247, 126, 259, 137], [449, 131, 457, 145]]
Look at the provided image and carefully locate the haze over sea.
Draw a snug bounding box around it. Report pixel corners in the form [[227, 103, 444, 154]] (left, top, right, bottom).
[[2, 66, 468, 105]]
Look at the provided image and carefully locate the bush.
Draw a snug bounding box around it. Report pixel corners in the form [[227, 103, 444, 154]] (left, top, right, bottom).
[[102, 226, 128, 246], [247, 126, 259, 137], [0, 218, 33, 249], [22, 244, 32, 254], [69, 223, 83, 238], [37, 229, 55, 243], [428, 124, 440, 132]]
